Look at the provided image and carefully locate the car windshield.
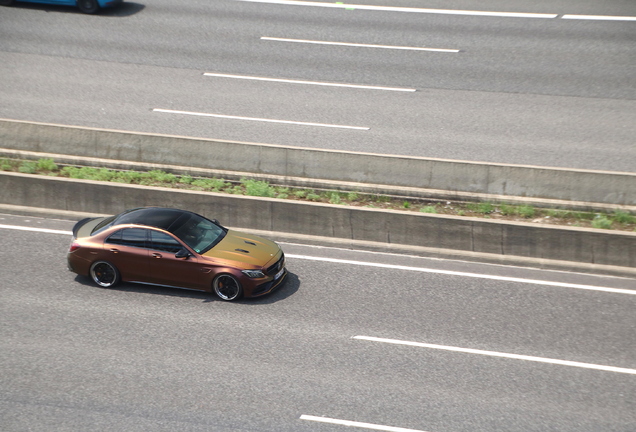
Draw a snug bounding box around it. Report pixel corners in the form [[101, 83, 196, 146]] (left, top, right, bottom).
[[169, 213, 226, 254]]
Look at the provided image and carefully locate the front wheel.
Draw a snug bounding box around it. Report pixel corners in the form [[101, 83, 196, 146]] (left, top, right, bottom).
[[77, 0, 99, 14], [90, 261, 120, 288], [213, 274, 243, 301]]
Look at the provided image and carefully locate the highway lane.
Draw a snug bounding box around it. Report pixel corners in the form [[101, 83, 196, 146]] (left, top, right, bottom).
[[1, 0, 635, 171], [1, 213, 635, 431]]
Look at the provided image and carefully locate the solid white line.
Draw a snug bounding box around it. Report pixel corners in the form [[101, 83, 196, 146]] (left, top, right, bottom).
[[353, 336, 636, 375], [300, 415, 429, 432], [0, 224, 71, 236], [1, 225, 631, 296], [285, 254, 636, 295], [261, 36, 459, 53], [203, 72, 416, 92], [562, 14, 636, 21], [237, 0, 558, 19], [152, 108, 369, 130]]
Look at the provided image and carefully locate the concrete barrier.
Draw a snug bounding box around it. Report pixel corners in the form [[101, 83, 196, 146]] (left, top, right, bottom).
[[2, 118, 635, 206], [2, 171, 634, 276]]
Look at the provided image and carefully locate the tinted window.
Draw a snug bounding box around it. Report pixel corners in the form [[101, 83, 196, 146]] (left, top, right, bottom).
[[171, 215, 226, 254], [106, 228, 147, 248], [149, 231, 183, 253]]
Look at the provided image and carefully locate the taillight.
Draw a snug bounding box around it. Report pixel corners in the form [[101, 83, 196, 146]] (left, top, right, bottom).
[[69, 241, 81, 253]]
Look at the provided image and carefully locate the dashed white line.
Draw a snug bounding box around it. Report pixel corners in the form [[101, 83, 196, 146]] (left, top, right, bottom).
[[237, 0, 558, 19], [353, 336, 636, 375], [286, 254, 636, 296], [203, 72, 416, 92], [261, 36, 459, 53], [562, 14, 636, 21], [300, 415, 429, 432], [152, 108, 369, 130]]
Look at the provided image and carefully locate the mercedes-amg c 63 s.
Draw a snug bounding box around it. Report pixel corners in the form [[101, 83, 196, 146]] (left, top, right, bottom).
[[68, 207, 287, 301]]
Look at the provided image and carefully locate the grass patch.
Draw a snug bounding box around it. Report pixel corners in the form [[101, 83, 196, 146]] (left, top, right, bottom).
[[591, 216, 613, 230], [3, 157, 635, 232], [420, 206, 437, 214]]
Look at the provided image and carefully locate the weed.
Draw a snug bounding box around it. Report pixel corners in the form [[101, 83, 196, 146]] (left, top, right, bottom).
[[36, 158, 58, 172], [402, 201, 411, 209], [478, 202, 494, 214], [592, 216, 612, 230], [306, 193, 321, 201], [19, 161, 37, 174], [347, 192, 359, 201], [518, 205, 535, 218], [372, 194, 390, 203], [500, 204, 516, 216], [613, 210, 635, 224], [179, 175, 193, 185], [420, 206, 437, 214], [329, 193, 342, 204], [293, 190, 309, 199], [243, 179, 276, 197], [146, 170, 176, 184], [0, 158, 16, 171], [114, 171, 142, 184]]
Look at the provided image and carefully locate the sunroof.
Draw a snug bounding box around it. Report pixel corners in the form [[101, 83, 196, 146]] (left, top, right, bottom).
[[114, 208, 186, 230]]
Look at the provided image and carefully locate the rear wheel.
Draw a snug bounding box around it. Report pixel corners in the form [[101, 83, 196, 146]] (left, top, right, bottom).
[[77, 0, 99, 14], [213, 274, 243, 301], [90, 261, 120, 288]]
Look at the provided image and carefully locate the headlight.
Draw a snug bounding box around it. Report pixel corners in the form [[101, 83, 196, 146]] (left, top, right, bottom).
[[242, 269, 265, 278]]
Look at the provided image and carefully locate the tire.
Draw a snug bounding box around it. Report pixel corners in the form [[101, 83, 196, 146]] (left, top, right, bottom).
[[213, 274, 243, 301], [90, 261, 120, 288], [0, 0, 15, 6], [77, 0, 99, 14]]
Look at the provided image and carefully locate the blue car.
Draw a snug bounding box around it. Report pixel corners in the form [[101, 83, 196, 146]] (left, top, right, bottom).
[[0, 0, 122, 14]]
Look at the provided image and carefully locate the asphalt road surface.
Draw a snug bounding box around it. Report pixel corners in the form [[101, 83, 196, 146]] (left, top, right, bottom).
[[1, 0, 635, 172], [1, 213, 635, 431]]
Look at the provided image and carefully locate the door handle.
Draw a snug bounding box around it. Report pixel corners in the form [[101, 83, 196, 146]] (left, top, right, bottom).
[[152, 253, 162, 259], [109, 248, 119, 254]]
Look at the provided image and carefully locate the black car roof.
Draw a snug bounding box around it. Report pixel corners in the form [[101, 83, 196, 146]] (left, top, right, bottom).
[[113, 208, 195, 232]]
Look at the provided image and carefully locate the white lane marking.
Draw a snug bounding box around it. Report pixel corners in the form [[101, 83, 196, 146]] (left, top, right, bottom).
[[562, 14, 636, 21], [300, 415, 429, 432], [0, 224, 71, 236], [203, 72, 416, 92], [237, 0, 558, 19], [353, 336, 636, 375], [261, 36, 460, 53], [285, 254, 636, 296], [1, 225, 631, 296], [152, 108, 369, 130]]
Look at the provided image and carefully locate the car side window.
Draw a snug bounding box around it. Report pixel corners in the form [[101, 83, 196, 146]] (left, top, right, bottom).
[[106, 228, 148, 248], [149, 231, 183, 253]]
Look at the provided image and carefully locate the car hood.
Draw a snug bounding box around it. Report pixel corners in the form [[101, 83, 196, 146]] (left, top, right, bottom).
[[201, 230, 281, 267]]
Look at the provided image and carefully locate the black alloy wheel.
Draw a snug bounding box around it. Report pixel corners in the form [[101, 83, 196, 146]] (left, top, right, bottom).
[[90, 261, 120, 288], [213, 274, 243, 301], [77, 0, 99, 14]]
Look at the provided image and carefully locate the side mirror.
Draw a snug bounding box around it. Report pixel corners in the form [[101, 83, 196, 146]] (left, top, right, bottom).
[[175, 248, 191, 259]]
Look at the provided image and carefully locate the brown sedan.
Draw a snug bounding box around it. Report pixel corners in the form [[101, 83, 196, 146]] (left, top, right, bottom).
[[67, 207, 287, 301]]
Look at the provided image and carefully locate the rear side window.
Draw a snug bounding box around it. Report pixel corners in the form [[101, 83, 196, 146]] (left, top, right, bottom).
[[149, 231, 183, 253], [106, 228, 148, 248]]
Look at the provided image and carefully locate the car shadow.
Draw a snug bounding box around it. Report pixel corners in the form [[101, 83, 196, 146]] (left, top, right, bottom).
[[73, 271, 301, 304], [10, 2, 145, 17]]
